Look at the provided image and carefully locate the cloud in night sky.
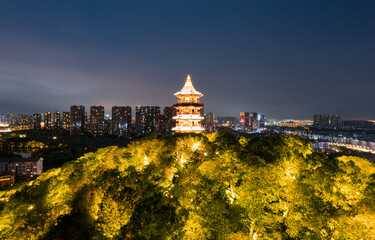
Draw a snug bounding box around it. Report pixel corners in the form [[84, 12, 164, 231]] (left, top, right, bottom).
[[0, 0, 374, 119]]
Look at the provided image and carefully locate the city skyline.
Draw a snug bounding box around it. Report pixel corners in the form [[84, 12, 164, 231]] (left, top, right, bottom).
[[0, 88, 370, 121], [1, 1, 375, 119]]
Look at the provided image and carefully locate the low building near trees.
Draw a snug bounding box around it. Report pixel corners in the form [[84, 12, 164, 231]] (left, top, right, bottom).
[[0, 157, 43, 177], [0, 173, 15, 188]]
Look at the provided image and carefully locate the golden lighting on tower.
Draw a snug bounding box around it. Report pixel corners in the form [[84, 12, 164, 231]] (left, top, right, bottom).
[[172, 75, 204, 133]]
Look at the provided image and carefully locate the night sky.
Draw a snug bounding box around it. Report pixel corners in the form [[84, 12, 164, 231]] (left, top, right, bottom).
[[1, 1, 374, 119]]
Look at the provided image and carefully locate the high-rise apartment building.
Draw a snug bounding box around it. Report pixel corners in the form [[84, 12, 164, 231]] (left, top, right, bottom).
[[84, 112, 88, 130], [313, 114, 330, 127], [330, 114, 342, 127], [203, 112, 217, 133], [89, 106, 105, 136], [16, 115, 32, 129], [313, 114, 330, 126], [32, 114, 41, 130], [44, 112, 52, 129], [313, 114, 341, 127], [7, 114, 16, 125], [3, 114, 32, 130], [62, 112, 70, 130], [164, 106, 177, 134], [136, 106, 160, 136], [172, 75, 204, 133], [164, 106, 177, 121], [16, 114, 32, 125], [250, 112, 260, 130], [104, 114, 112, 135], [112, 106, 132, 136], [260, 115, 266, 129], [240, 112, 250, 129], [157, 106, 177, 135], [53, 111, 61, 129], [70, 105, 85, 136]]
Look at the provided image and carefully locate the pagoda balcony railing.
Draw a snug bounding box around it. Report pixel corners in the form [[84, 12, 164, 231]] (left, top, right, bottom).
[[173, 115, 204, 120], [173, 102, 204, 107], [177, 99, 200, 104]]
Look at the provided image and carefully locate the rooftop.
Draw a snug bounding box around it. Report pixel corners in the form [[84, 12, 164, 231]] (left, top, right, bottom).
[[174, 75, 203, 96], [0, 158, 43, 163]]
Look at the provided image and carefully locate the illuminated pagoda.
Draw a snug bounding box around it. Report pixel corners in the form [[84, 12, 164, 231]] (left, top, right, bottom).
[[172, 75, 204, 133]]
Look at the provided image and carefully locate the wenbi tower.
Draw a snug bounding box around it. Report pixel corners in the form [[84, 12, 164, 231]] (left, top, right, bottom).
[[172, 75, 204, 133]]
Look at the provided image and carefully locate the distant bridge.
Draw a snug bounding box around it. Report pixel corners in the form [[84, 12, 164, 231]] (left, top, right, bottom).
[[330, 142, 375, 154]]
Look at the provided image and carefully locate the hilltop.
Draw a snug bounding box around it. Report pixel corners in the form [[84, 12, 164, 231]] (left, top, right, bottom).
[[0, 132, 374, 239]]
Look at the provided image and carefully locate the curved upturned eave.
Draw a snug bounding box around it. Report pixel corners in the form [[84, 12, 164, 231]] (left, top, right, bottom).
[[174, 91, 203, 96], [174, 75, 203, 96]]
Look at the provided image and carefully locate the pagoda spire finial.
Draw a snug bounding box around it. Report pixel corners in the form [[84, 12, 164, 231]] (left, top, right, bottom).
[[174, 74, 203, 96]]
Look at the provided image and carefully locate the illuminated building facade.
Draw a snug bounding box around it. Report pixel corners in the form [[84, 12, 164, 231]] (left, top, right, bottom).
[[53, 111, 61, 128], [0, 158, 43, 177], [62, 112, 70, 130], [112, 106, 132, 136], [136, 106, 160, 136], [104, 114, 112, 135], [203, 112, 217, 132], [158, 106, 177, 135], [260, 114, 266, 128], [84, 112, 88, 129], [172, 75, 204, 133], [89, 106, 105, 136], [70, 105, 85, 136], [17, 115, 32, 125], [250, 112, 260, 130], [0, 173, 15, 188], [44, 112, 52, 129], [33, 114, 42, 130], [240, 112, 250, 130], [7, 114, 16, 125]]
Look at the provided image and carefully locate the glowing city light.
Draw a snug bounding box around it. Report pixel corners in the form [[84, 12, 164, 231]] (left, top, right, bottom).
[[192, 142, 200, 151], [144, 156, 149, 165]]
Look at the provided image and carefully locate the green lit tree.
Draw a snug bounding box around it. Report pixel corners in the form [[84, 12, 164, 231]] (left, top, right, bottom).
[[0, 132, 374, 239]]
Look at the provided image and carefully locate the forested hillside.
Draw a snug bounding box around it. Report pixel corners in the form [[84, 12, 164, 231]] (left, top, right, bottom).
[[1, 132, 374, 239]]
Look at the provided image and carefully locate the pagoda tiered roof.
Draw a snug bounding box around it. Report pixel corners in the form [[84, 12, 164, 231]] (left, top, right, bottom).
[[174, 75, 203, 96]]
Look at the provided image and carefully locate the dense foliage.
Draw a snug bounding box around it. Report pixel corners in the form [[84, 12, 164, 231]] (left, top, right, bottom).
[[0, 132, 374, 239]]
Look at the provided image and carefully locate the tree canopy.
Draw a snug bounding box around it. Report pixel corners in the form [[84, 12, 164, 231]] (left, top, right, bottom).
[[0, 132, 374, 239]]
